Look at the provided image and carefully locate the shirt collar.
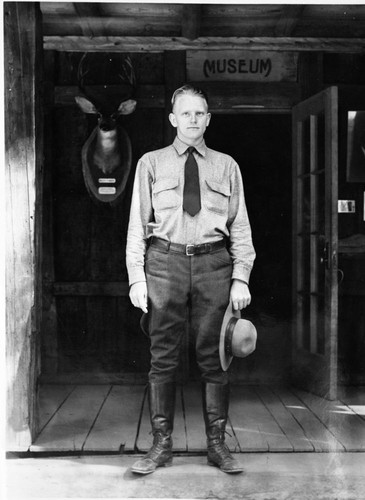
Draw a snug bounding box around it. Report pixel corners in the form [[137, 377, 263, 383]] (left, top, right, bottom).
[[173, 136, 207, 157]]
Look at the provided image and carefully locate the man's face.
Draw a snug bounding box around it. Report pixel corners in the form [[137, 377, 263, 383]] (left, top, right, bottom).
[[169, 93, 211, 145]]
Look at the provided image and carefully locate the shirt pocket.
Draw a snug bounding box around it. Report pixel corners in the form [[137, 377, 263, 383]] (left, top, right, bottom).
[[152, 178, 180, 211], [204, 179, 231, 215]]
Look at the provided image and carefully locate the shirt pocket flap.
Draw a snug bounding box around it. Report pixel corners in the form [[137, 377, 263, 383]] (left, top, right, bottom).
[[206, 179, 231, 197], [153, 178, 179, 194]]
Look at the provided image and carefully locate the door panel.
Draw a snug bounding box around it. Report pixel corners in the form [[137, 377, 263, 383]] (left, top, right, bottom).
[[292, 87, 338, 400]]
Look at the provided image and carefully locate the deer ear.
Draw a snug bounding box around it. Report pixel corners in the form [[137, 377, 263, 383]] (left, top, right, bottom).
[[118, 99, 137, 115], [75, 96, 98, 114]]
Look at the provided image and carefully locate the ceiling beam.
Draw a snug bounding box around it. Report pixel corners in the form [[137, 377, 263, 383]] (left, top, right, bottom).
[[275, 6, 305, 37], [43, 36, 365, 53], [181, 5, 202, 40], [42, 15, 179, 37], [72, 3, 103, 37]]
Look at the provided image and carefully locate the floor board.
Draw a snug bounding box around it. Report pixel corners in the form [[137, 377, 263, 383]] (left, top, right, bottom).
[[33, 384, 365, 453], [83, 385, 146, 452], [339, 386, 365, 422], [31, 385, 111, 452], [229, 386, 269, 452], [183, 384, 207, 451], [37, 384, 76, 432], [295, 389, 365, 452], [277, 389, 345, 452], [255, 385, 314, 452]]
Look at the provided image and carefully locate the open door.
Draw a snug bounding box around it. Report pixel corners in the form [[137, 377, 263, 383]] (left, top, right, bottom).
[[292, 86, 338, 400]]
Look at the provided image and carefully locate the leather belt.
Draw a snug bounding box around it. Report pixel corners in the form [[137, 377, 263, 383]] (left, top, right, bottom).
[[149, 237, 227, 256]]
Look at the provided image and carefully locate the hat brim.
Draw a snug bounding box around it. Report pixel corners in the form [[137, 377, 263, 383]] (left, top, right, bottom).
[[140, 312, 149, 337], [219, 300, 241, 371]]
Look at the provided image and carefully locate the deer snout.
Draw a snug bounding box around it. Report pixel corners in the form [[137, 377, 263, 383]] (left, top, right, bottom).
[[99, 116, 117, 132]]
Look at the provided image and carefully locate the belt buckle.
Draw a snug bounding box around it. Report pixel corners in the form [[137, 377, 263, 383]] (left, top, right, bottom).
[[186, 244, 195, 256]]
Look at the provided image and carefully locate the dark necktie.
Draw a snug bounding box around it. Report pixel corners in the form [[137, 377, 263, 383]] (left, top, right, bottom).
[[183, 147, 201, 216]]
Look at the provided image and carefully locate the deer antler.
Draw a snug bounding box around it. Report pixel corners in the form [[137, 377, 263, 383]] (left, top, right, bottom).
[[118, 56, 136, 90], [77, 53, 91, 95]]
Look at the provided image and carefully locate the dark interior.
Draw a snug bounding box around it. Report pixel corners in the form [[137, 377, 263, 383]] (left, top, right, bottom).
[[205, 114, 293, 318]]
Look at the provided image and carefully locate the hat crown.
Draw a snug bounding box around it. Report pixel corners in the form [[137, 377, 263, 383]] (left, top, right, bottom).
[[219, 301, 257, 371]]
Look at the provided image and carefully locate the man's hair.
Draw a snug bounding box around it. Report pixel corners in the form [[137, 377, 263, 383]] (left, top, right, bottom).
[[171, 84, 209, 111]]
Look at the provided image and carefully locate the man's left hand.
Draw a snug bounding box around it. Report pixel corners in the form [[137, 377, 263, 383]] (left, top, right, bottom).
[[230, 279, 251, 310]]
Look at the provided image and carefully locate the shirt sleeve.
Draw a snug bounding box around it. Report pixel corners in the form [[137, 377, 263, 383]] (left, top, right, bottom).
[[227, 161, 256, 283], [126, 156, 153, 286]]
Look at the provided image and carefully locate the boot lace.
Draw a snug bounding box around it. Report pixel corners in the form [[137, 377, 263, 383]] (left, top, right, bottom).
[[145, 431, 171, 461]]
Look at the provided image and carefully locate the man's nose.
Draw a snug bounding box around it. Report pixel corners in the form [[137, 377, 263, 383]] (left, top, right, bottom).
[[190, 113, 197, 123]]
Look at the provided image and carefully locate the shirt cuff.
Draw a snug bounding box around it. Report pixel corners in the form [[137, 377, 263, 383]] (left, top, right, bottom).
[[128, 268, 147, 287], [231, 264, 252, 285]]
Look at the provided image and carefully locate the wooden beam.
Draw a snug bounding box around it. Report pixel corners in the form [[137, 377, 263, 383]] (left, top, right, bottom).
[[41, 51, 59, 376], [43, 36, 365, 53], [181, 5, 202, 40], [52, 78, 300, 114], [4, 2, 43, 451], [72, 3, 103, 37], [53, 282, 130, 296], [54, 84, 165, 108], [275, 6, 305, 36], [202, 81, 301, 111], [42, 15, 180, 37]]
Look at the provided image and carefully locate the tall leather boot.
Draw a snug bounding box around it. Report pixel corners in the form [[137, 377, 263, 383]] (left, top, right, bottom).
[[131, 382, 175, 475], [202, 382, 244, 474]]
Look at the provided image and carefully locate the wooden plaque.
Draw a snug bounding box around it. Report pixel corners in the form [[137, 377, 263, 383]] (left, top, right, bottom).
[[187, 50, 298, 83]]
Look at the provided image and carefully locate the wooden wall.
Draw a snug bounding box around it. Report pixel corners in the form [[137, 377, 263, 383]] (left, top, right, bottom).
[[4, 2, 43, 450], [42, 51, 181, 381]]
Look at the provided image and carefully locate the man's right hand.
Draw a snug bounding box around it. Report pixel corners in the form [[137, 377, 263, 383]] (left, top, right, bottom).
[[129, 282, 148, 313]]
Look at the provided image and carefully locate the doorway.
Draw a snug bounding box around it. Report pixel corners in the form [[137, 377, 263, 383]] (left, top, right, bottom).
[[187, 113, 294, 384]]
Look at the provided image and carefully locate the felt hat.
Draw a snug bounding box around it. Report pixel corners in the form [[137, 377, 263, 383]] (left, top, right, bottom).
[[140, 312, 149, 337], [219, 300, 257, 371]]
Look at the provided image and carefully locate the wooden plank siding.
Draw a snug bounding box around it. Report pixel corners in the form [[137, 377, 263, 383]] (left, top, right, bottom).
[[43, 50, 164, 375]]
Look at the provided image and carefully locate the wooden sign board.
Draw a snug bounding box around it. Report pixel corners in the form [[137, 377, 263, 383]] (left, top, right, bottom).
[[187, 51, 298, 82]]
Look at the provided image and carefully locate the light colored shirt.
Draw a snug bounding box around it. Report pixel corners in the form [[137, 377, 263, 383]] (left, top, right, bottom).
[[126, 136, 255, 286]]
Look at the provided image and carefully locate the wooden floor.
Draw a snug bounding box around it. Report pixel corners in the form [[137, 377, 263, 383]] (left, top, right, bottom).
[[31, 384, 365, 453]]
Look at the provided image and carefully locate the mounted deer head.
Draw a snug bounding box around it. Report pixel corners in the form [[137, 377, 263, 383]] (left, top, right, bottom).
[[75, 54, 137, 202]]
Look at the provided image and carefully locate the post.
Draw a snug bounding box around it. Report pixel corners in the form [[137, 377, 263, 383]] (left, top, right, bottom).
[[4, 2, 43, 450]]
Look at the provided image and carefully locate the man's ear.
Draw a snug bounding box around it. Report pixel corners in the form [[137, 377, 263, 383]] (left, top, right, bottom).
[[169, 112, 177, 128], [206, 113, 212, 127]]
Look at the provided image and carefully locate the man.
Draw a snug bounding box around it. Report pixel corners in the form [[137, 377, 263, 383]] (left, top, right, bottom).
[[126, 84, 255, 475]]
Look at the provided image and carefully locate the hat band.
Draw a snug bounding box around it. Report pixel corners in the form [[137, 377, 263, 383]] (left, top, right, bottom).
[[225, 316, 239, 356]]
